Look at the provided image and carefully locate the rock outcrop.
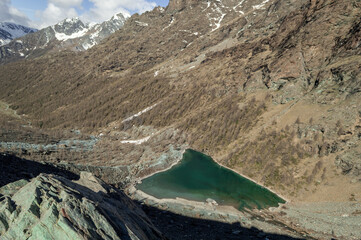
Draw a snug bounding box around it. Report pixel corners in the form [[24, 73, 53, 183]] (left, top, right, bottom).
[[335, 148, 361, 176], [0, 173, 165, 240]]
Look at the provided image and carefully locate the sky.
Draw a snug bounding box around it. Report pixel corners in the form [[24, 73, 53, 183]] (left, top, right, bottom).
[[0, 0, 169, 29]]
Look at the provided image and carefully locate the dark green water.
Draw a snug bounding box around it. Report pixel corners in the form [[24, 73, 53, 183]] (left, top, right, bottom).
[[137, 149, 285, 210]]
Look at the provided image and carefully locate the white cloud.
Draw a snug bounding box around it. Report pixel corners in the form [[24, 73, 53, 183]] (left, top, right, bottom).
[[82, 0, 157, 23], [35, 3, 79, 28], [0, 0, 33, 27], [3, 0, 158, 30], [50, 0, 83, 8]]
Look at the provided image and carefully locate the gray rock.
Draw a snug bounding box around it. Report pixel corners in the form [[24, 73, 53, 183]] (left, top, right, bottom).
[[0, 179, 29, 196], [206, 198, 218, 206], [0, 173, 165, 240], [335, 148, 361, 176]]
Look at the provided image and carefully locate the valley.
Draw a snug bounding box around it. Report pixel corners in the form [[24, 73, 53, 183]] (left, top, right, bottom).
[[1, 0, 361, 239]]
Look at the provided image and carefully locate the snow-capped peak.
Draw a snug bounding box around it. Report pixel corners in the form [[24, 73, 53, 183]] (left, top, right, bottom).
[[0, 22, 37, 46], [52, 17, 88, 41]]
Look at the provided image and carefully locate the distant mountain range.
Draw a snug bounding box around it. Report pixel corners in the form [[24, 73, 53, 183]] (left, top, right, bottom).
[[0, 13, 128, 64], [0, 22, 37, 46]]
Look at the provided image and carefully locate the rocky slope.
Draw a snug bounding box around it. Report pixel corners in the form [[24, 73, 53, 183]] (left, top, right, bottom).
[[0, 0, 360, 205], [0, 13, 127, 64], [0, 22, 37, 46], [0, 172, 165, 240]]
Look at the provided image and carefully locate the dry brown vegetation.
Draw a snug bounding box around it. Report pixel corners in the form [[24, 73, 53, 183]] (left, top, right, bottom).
[[1, 0, 361, 200]]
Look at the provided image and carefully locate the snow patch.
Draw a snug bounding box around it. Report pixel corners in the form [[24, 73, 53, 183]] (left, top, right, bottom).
[[82, 41, 96, 50], [253, 0, 270, 10], [121, 136, 151, 145], [135, 21, 149, 27], [122, 103, 158, 123], [0, 39, 10, 46], [154, 71, 159, 77], [112, 13, 122, 20], [53, 26, 89, 41], [233, 0, 246, 14], [203, 1, 211, 12], [206, 1, 227, 32], [162, 17, 175, 31]]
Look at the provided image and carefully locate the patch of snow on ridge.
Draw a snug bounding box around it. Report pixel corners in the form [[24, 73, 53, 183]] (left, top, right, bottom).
[[211, 2, 226, 31], [135, 21, 149, 27], [121, 136, 151, 145], [253, 0, 270, 10], [82, 41, 96, 50], [0, 39, 10, 46], [203, 1, 211, 12], [233, 0, 246, 14], [122, 103, 159, 123], [162, 17, 175, 31], [53, 26, 89, 41]]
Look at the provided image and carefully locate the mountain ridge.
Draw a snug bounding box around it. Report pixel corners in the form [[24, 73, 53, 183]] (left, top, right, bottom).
[[0, 22, 37, 46], [0, 13, 128, 64]]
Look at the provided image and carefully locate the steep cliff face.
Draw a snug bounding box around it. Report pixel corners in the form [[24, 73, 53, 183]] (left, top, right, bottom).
[[0, 0, 360, 202]]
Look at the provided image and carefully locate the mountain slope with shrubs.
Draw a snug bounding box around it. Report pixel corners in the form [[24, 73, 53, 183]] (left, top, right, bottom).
[[0, 0, 360, 201]]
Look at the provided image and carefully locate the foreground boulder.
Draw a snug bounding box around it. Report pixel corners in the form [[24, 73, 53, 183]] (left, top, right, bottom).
[[0, 172, 165, 240]]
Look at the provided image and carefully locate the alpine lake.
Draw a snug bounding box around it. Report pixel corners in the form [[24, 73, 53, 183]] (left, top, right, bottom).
[[137, 149, 285, 210]]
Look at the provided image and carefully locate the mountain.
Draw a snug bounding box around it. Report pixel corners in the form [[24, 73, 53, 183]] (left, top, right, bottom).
[[0, 22, 37, 46], [0, 13, 128, 64], [0, 0, 361, 237]]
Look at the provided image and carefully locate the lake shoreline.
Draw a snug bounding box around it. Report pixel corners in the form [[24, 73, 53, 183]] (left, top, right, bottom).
[[136, 149, 186, 182], [129, 186, 246, 223], [135, 149, 288, 204], [213, 159, 290, 203], [134, 149, 286, 211]]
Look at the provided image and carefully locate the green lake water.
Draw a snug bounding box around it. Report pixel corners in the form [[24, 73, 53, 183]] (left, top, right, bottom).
[[137, 149, 285, 210]]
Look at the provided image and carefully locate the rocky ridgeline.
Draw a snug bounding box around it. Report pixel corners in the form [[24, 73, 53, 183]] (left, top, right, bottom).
[[0, 22, 37, 46], [0, 172, 164, 240], [0, 13, 127, 64]]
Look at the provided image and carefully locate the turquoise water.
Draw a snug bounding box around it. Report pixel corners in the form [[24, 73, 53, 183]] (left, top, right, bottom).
[[137, 149, 285, 210]]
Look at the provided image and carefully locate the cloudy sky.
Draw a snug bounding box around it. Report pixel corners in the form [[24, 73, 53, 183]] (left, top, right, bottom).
[[1, 0, 169, 29]]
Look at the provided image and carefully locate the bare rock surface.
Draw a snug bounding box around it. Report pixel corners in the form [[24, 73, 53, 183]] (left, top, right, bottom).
[[0, 173, 165, 240]]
